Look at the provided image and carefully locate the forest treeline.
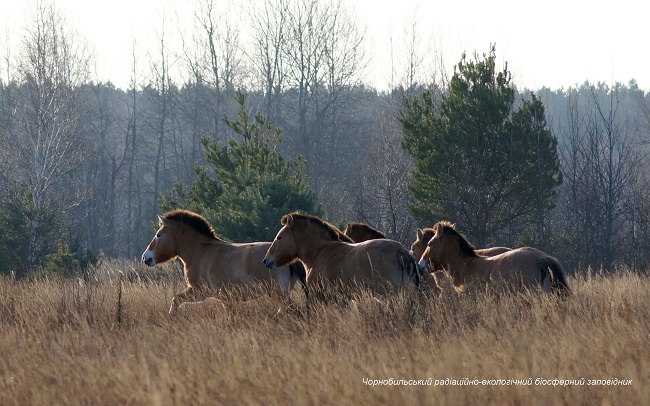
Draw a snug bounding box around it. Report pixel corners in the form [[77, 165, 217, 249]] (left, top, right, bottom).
[[0, 0, 649, 277]]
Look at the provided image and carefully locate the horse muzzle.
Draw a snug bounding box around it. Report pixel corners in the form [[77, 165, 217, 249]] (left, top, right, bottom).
[[418, 258, 428, 272], [142, 251, 155, 266], [262, 257, 275, 269]]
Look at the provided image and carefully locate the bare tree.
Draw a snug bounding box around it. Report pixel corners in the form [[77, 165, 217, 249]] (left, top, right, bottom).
[[122, 39, 146, 258], [143, 15, 195, 233], [82, 81, 121, 257], [319, 0, 367, 174], [284, 0, 327, 169], [137, 20, 175, 227], [282, 0, 368, 190], [351, 112, 416, 245], [386, 6, 435, 94], [190, 0, 243, 139], [556, 83, 644, 270], [628, 83, 650, 268], [249, 0, 290, 122], [0, 2, 92, 276], [587, 84, 642, 268], [556, 89, 587, 265]]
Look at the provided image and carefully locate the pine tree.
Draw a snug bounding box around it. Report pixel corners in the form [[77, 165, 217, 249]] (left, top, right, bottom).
[[399, 46, 561, 247], [161, 91, 321, 242]]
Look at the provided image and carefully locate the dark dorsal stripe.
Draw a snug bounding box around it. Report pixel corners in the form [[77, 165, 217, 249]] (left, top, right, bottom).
[[164, 209, 218, 240]]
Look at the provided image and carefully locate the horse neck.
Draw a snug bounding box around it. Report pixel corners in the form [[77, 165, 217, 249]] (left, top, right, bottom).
[[441, 243, 481, 283], [295, 230, 341, 268], [174, 230, 220, 267]]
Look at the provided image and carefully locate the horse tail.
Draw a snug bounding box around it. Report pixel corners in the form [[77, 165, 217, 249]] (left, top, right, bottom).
[[398, 250, 420, 289], [540, 256, 571, 297], [289, 261, 309, 300]]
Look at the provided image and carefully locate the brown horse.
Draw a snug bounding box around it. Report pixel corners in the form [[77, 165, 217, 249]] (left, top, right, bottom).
[[141, 209, 306, 313], [419, 221, 571, 296], [262, 212, 421, 295], [410, 226, 511, 295], [343, 222, 387, 242], [341, 221, 441, 293], [410, 226, 511, 271]]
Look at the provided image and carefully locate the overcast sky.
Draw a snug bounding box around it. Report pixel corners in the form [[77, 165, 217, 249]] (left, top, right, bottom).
[[1, 0, 647, 91]]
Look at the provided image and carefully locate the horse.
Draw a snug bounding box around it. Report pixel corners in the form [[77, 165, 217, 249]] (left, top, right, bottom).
[[343, 222, 387, 242], [341, 221, 441, 293], [410, 226, 511, 271], [262, 212, 421, 296], [141, 209, 307, 313], [409, 226, 511, 296], [419, 221, 571, 296]]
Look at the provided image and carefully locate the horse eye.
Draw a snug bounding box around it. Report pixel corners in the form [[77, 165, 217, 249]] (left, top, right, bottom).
[[156, 233, 162, 238], [277, 236, 282, 240]]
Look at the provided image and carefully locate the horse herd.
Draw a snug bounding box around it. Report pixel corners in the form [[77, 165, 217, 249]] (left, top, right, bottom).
[[141, 209, 571, 314]]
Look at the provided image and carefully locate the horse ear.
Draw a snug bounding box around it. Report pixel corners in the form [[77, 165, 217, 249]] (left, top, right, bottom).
[[451, 223, 456, 229], [158, 214, 168, 226], [286, 214, 294, 228], [417, 228, 423, 240]]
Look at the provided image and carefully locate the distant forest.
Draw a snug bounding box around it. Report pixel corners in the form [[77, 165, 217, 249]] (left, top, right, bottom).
[[1, 0, 649, 276]]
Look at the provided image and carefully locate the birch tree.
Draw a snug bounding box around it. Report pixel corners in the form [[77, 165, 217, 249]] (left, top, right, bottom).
[[0, 2, 92, 276]]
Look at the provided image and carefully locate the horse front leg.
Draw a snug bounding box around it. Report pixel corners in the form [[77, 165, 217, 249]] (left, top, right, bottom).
[[275, 266, 310, 317], [169, 285, 209, 314]]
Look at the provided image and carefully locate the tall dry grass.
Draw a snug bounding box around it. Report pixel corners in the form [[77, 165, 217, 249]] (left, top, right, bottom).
[[0, 261, 648, 405]]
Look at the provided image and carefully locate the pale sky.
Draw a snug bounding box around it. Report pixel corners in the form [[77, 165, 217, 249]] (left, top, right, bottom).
[[1, 0, 647, 91]]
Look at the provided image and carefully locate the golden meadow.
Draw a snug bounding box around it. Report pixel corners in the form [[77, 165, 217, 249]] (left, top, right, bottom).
[[0, 260, 648, 405]]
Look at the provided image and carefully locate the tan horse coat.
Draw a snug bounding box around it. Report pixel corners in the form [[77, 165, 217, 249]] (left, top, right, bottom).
[[263, 213, 420, 294], [420, 221, 570, 296], [142, 209, 304, 313], [411, 227, 511, 267], [410, 227, 511, 295], [340, 222, 440, 293]]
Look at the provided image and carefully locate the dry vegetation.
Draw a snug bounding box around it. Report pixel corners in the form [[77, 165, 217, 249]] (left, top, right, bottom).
[[0, 261, 648, 405]]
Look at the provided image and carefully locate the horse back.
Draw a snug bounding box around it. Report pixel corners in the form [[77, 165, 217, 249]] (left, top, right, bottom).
[[484, 247, 560, 290], [220, 241, 274, 280], [186, 240, 287, 289], [476, 246, 511, 256], [348, 239, 417, 290]]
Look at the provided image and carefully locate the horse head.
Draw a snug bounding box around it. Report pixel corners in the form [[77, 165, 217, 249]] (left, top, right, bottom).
[[263, 214, 298, 269], [142, 215, 177, 266], [410, 227, 434, 264], [343, 222, 386, 243], [418, 222, 450, 271]]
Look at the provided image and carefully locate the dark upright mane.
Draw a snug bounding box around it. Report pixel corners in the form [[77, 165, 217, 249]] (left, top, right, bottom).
[[283, 212, 352, 242], [434, 221, 477, 257], [164, 209, 218, 240]]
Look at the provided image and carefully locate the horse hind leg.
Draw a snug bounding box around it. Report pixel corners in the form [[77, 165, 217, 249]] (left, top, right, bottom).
[[397, 251, 420, 291], [538, 257, 571, 297], [547, 257, 571, 297], [539, 267, 551, 293]]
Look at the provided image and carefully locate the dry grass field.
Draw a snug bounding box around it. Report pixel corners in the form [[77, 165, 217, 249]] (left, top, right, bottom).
[[0, 261, 648, 405]]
